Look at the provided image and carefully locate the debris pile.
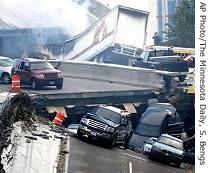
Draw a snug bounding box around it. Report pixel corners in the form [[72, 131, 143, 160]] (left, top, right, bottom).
[[0, 93, 35, 173], [0, 93, 70, 173]]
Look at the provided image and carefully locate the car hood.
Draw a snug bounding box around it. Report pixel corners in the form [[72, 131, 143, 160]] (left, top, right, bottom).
[[0, 66, 13, 75], [128, 133, 151, 150], [153, 142, 184, 155], [85, 113, 119, 127], [32, 69, 61, 74]]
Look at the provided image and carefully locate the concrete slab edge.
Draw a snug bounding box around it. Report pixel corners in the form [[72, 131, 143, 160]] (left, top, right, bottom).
[[64, 135, 70, 173]]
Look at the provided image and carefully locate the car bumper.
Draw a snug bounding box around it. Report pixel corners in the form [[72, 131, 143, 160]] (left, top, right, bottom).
[[150, 150, 182, 163], [78, 124, 114, 142], [35, 78, 63, 86], [143, 148, 151, 156]]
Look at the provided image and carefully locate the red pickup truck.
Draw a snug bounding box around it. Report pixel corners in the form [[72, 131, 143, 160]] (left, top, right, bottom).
[[12, 58, 63, 89]]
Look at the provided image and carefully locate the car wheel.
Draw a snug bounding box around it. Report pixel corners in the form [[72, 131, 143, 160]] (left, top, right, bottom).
[[108, 136, 117, 148], [122, 135, 129, 149], [77, 129, 83, 138], [2, 73, 11, 84], [175, 162, 181, 168], [31, 79, 38, 90], [148, 155, 154, 160], [56, 82, 63, 89]]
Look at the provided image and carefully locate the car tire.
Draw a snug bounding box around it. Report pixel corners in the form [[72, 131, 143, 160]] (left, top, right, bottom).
[[1, 73, 11, 84], [122, 135, 129, 149], [31, 79, 39, 90], [77, 129, 83, 138], [56, 82, 63, 89], [107, 135, 117, 148], [175, 162, 181, 168], [148, 155, 154, 160]]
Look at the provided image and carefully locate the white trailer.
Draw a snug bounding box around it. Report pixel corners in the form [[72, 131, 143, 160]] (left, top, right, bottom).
[[64, 5, 149, 65]]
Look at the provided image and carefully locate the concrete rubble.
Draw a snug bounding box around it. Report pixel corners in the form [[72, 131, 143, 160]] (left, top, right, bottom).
[[0, 93, 69, 173]]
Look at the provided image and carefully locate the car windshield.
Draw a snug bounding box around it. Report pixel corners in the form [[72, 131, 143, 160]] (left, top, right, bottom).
[[147, 138, 157, 145], [0, 59, 15, 67], [30, 62, 54, 70], [158, 136, 183, 150], [154, 50, 174, 56], [139, 51, 147, 59], [135, 123, 161, 137], [91, 107, 121, 124]]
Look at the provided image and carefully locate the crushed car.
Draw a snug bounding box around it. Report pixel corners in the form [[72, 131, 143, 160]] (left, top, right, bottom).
[[149, 134, 184, 167], [77, 105, 132, 147], [128, 103, 184, 151], [142, 137, 157, 156]]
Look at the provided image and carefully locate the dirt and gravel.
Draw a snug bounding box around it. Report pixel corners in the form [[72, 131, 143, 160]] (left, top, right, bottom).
[[0, 92, 69, 173], [0, 93, 36, 173]]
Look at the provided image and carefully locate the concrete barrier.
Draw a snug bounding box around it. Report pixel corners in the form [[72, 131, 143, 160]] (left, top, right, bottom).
[[59, 61, 165, 89], [47, 60, 62, 69]]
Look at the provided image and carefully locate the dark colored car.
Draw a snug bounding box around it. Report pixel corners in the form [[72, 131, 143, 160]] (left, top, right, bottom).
[[149, 134, 184, 167], [128, 103, 184, 151], [131, 49, 189, 82], [77, 105, 132, 147], [12, 58, 63, 89], [182, 135, 195, 165]]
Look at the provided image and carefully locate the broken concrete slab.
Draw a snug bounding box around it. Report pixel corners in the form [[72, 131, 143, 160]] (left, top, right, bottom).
[[0, 92, 69, 173], [1, 122, 61, 173]]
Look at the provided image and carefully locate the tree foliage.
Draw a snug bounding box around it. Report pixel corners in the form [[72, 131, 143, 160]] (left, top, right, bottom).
[[163, 0, 195, 48]]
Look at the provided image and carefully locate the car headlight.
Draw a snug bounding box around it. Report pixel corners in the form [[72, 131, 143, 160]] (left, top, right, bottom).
[[152, 146, 160, 151], [81, 118, 88, 124], [174, 153, 183, 158], [144, 145, 151, 151], [105, 126, 114, 133], [57, 72, 63, 78], [35, 74, 44, 79]]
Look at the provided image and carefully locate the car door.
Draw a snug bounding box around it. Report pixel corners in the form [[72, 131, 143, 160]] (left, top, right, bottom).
[[144, 51, 160, 69], [15, 61, 25, 84], [117, 116, 131, 143], [22, 62, 31, 84], [133, 51, 148, 68], [17, 61, 30, 84]]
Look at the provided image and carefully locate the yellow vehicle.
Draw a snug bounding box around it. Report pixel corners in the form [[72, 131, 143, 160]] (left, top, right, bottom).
[[145, 46, 195, 59], [172, 47, 195, 59]]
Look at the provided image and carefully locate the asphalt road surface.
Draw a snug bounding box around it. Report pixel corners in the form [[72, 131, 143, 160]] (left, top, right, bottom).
[[67, 136, 187, 173], [0, 77, 155, 94]]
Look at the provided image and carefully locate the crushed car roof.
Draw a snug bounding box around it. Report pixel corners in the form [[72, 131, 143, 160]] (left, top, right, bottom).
[[140, 106, 172, 126], [99, 105, 130, 116], [159, 134, 183, 143]]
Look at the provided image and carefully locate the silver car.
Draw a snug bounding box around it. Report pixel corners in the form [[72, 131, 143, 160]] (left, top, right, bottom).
[[149, 134, 184, 167], [142, 137, 157, 156], [0, 56, 15, 84]]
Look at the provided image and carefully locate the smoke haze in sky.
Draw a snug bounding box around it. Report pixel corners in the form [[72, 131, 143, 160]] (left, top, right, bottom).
[[0, 0, 95, 35]]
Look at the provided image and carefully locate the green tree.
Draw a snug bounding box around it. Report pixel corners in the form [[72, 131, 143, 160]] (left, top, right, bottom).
[[163, 0, 195, 48]]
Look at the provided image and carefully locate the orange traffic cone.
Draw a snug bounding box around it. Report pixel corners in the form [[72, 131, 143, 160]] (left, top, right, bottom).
[[53, 113, 65, 125], [11, 74, 20, 93]]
